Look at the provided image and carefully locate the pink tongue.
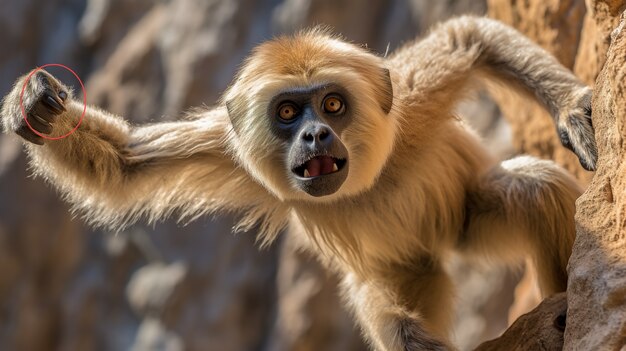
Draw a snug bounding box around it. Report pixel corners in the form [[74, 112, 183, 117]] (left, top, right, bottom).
[[306, 156, 335, 177]]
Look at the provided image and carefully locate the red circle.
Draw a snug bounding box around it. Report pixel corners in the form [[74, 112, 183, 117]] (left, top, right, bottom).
[[19, 63, 87, 140]]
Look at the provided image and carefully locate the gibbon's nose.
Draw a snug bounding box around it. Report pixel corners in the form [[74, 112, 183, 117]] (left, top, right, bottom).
[[302, 124, 333, 148]]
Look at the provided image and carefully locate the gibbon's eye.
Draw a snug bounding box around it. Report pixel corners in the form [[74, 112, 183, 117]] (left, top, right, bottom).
[[278, 103, 298, 121], [323, 95, 344, 114]]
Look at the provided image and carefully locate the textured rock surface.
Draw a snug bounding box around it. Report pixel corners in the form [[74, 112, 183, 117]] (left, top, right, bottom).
[[566, 7, 626, 350], [474, 293, 567, 351], [574, 0, 624, 84]]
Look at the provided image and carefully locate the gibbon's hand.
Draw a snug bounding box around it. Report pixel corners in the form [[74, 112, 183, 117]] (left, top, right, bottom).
[[557, 87, 597, 171], [1, 69, 70, 145]]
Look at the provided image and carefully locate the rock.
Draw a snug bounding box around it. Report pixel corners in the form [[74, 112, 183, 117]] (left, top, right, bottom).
[[566, 7, 626, 350], [474, 293, 567, 351], [573, 0, 624, 84]]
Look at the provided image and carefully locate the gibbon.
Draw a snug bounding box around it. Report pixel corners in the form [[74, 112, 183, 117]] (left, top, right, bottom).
[[1, 16, 596, 351]]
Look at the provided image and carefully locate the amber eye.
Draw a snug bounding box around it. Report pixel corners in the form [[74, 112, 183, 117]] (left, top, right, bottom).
[[323, 95, 344, 114], [278, 103, 298, 121]]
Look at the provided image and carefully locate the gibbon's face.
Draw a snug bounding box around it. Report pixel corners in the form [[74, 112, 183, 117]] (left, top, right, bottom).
[[268, 83, 351, 197], [224, 30, 397, 201]]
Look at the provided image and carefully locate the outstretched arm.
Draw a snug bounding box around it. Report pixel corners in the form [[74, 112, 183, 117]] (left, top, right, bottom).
[[1, 69, 287, 239], [389, 15, 597, 171]]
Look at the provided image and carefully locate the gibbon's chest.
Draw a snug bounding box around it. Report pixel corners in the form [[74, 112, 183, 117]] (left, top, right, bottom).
[[291, 184, 464, 272]]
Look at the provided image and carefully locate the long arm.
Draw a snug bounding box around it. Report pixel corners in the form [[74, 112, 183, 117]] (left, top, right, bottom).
[[1, 70, 287, 239], [389, 15, 597, 171]]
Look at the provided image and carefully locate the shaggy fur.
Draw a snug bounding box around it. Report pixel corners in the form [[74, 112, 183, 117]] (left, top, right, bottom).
[[1, 16, 596, 350]]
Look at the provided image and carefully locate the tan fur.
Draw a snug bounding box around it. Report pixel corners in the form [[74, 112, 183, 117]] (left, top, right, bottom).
[[1, 16, 596, 350]]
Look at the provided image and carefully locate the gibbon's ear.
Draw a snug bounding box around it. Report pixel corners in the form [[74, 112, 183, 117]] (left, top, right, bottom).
[[377, 68, 393, 114]]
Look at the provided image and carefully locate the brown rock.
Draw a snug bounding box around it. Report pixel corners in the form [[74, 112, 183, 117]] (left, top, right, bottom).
[[574, 0, 625, 84], [566, 8, 626, 350], [474, 293, 567, 351]]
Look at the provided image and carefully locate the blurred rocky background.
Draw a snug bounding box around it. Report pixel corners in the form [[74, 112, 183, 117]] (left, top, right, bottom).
[[2, 0, 623, 350]]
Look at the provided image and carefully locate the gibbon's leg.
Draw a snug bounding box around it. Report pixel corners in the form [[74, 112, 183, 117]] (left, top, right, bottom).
[[0, 69, 284, 233], [342, 262, 455, 351], [390, 15, 597, 171], [460, 156, 582, 295]]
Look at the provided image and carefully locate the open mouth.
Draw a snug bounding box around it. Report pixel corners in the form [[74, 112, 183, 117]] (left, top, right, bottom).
[[293, 155, 347, 178]]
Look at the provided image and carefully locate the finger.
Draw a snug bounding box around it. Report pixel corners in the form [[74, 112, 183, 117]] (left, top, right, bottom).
[[42, 92, 66, 114], [558, 120, 597, 171], [27, 113, 53, 134], [16, 126, 44, 145], [32, 102, 58, 123]]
